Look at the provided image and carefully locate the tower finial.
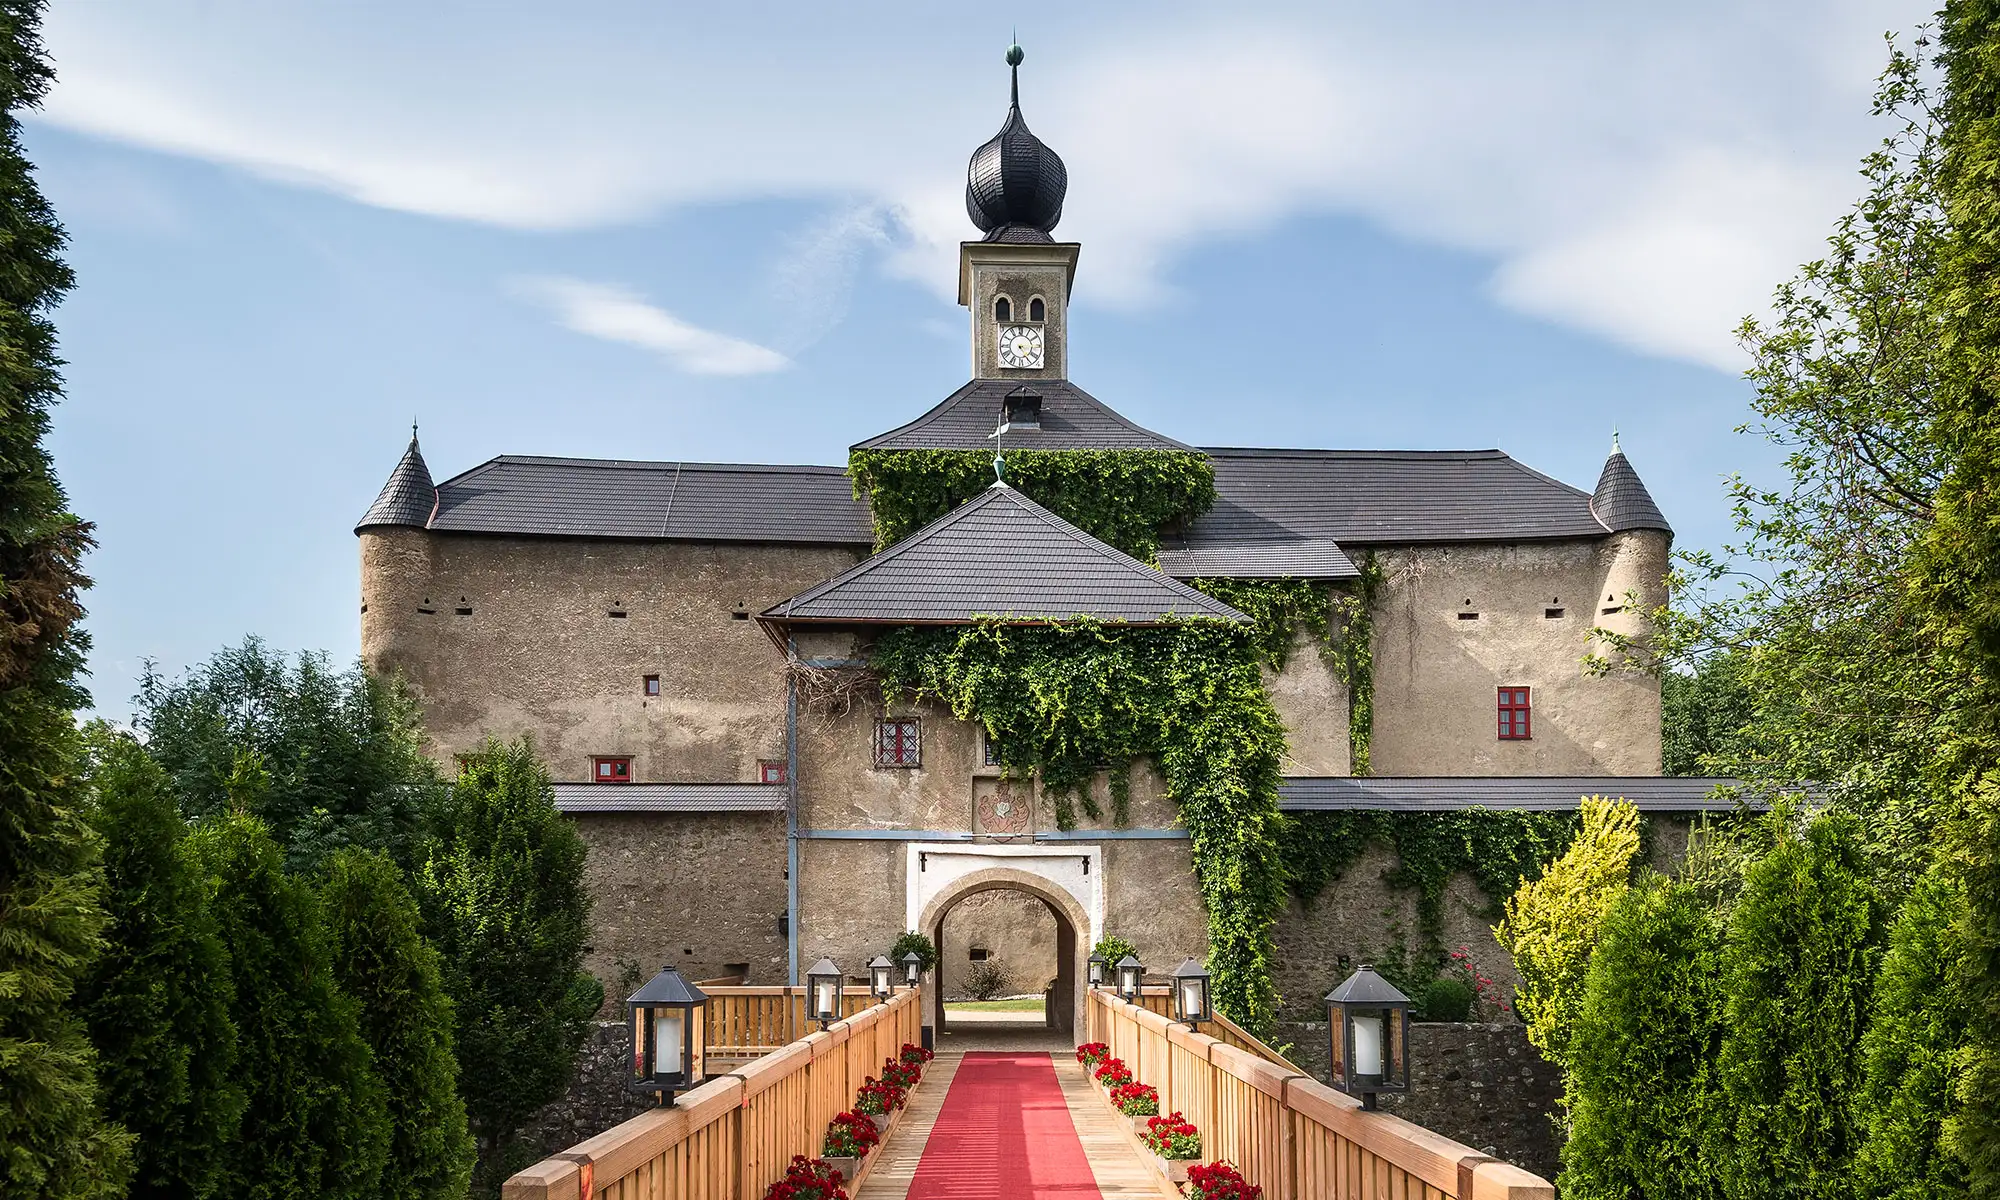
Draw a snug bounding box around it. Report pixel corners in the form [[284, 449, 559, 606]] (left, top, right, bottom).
[[1611, 427, 1622, 456], [1007, 41, 1023, 105]]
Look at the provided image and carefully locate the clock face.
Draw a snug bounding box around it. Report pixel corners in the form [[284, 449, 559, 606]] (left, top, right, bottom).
[[997, 324, 1045, 369]]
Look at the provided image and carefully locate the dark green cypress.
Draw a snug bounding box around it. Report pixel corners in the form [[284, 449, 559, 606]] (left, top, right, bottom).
[[187, 814, 390, 1200], [1559, 878, 1727, 1200], [415, 738, 600, 1194], [78, 729, 244, 1200], [1716, 813, 1885, 1200], [320, 849, 475, 1200], [0, 0, 132, 1194]]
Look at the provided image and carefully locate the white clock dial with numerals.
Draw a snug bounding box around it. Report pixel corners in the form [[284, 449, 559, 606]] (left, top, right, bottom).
[[997, 324, 1044, 369]]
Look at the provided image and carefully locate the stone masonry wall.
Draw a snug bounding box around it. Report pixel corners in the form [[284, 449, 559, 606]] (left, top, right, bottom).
[[939, 889, 1057, 999]]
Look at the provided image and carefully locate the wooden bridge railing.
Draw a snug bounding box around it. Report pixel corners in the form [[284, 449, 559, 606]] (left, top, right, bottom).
[[703, 986, 879, 1055], [503, 987, 922, 1200], [1088, 990, 1553, 1200]]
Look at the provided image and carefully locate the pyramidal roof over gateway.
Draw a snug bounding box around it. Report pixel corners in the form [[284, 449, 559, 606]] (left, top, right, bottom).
[[357, 45, 1669, 553]]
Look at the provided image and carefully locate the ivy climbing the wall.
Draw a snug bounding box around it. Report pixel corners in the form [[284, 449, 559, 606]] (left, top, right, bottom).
[[848, 448, 1215, 558], [874, 617, 1289, 1033]]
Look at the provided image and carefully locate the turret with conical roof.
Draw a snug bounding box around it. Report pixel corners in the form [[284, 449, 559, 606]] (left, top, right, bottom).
[[356, 426, 436, 532], [1590, 432, 1670, 535]]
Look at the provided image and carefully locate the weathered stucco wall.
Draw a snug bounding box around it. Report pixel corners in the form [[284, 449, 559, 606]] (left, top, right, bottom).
[[1367, 535, 1667, 776], [939, 890, 1057, 998], [1264, 622, 1352, 776], [359, 529, 858, 781]]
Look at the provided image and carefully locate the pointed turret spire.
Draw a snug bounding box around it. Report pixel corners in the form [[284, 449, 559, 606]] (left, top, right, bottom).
[[356, 426, 436, 532], [965, 43, 1068, 243], [1590, 431, 1671, 535]]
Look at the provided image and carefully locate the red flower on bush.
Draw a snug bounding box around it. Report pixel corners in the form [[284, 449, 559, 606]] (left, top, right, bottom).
[[1076, 1041, 1110, 1066], [900, 1043, 934, 1065], [1141, 1112, 1202, 1160], [882, 1058, 921, 1089], [763, 1154, 850, 1200], [823, 1111, 881, 1159], [1185, 1162, 1261, 1199], [1109, 1081, 1159, 1116], [1093, 1056, 1134, 1088], [855, 1076, 904, 1116]]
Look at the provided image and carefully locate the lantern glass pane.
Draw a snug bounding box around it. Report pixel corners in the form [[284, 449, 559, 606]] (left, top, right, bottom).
[[632, 1007, 648, 1080], [815, 978, 836, 1019], [1179, 978, 1203, 1021], [1088, 961, 1103, 986], [1352, 1013, 1384, 1081], [654, 1010, 685, 1081]]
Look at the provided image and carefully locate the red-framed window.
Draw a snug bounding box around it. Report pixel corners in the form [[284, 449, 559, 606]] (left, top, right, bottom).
[[1498, 688, 1532, 740], [592, 756, 633, 783], [874, 719, 921, 768], [643, 674, 661, 696], [758, 760, 787, 785]]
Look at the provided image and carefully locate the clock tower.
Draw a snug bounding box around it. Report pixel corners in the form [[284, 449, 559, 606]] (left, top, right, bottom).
[[960, 45, 1077, 382]]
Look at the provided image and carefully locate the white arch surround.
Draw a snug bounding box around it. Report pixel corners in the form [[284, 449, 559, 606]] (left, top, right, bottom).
[[905, 844, 1102, 945]]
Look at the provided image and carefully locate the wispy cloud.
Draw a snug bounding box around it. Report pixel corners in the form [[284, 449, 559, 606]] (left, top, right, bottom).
[[513, 277, 790, 376]]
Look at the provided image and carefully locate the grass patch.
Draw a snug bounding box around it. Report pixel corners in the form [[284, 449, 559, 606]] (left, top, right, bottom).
[[943, 998, 1045, 1012]]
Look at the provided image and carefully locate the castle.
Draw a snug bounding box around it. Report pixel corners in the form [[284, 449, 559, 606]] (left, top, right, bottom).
[[355, 52, 1715, 1039]]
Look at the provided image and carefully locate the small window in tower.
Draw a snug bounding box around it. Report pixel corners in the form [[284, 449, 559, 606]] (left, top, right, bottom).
[[1003, 389, 1042, 429], [874, 719, 921, 768], [982, 731, 1004, 767], [643, 674, 660, 696], [1028, 296, 1045, 322], [592, 756, 633, 783], [1497, 688, 1532, 741], [995, 296, 1012, 322], [758, 760, 787, 785]]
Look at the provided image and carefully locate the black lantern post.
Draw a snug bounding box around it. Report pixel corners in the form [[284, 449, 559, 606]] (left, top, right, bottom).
[[868, 955, 895, 1000], [1170, 958, 1212, 1025], [1087, 950, 1108, 988], [900, 950, 923, 989], [626, 965, 708, 1104], [1116, 954, 1145, 1001], [806, 958, 844, 1029], [1325, 965, 1412, 1110]]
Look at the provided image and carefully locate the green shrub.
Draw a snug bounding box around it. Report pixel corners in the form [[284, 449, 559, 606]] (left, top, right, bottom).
[[1559, 878, 1727, 1200], [1717, 812, 1884, 1200], [79, 729, 243, 1200], [891, 931, 938, 975], [1417, 977, 1474, 1023], [188, 813, 390, 1199], [1091, 934, 1139, 970], [1495, 795, 1642, 1068], [1854, 866, 1970, 1200]]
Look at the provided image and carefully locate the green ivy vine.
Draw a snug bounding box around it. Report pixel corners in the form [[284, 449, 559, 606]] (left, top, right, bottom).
[[874, 618, 1289, 1032], [848, 448, 1215, 558], [1281, 809, 1583, 963]]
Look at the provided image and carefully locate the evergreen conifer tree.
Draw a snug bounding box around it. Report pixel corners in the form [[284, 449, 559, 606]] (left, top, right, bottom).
[[320, 848, 475, 1200], [187, 813, 390, 1200], [1854, 867, 1971, 1200], [0, 0, 132, 1193], [415, 738, 600, 1192], [78, 729, 243, 1200], [1716, 813, 1884, 1200], [1559, 878, 1726, 1200]]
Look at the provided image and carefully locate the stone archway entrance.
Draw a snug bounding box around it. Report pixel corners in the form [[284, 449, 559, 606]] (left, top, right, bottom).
[[908, 846, 1099, 1038]]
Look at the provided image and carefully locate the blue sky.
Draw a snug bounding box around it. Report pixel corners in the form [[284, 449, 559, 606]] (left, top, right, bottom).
[[34, 1, 1930, 713]]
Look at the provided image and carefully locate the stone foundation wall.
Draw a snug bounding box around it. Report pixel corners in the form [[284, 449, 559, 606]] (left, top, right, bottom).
[[519, 1021, 650, 1166], [1276, 1020, 1560, 1180]]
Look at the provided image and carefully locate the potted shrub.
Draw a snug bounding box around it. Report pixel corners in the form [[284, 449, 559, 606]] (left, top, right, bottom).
[[1184, 1162, 1262, 1200], [820, 1111, 881, 1184], [1093, 1056, 1133, 1090], [1108, 1080, 1158, 1132], [1139, 1112, 1201, 1184], [1075, 1041, 1110, 1068], [764, 1155, 850, 1200], [853, 1077, 904, 1135]]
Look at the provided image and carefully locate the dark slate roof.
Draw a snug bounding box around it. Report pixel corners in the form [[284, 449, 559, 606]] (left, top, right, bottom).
[[1155, 539, 1358, 580], [1591, 441, 1672, 535], [356, 433, 437, 531], [855, 379, 1191, 452], [552, 783, 788, 813], [422, 457, 873, 545], [1278, 775, 1746, 812], [1170, 448, 1611, 550], [966, 52, 1067, 242], [762, 483, 1250, 626]]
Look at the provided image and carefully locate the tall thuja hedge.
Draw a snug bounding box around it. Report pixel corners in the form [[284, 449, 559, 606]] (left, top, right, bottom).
[[874, 618, 1289, 1030], [1854, 867, 1971, 1200], [189, 813, 390, 1200], [0, 0, 131, 1193], [416, 737, 600, 1193], [321, 849, 475, 1200], [1716, 813, 1884, 1200], [1559, 878, 1727, 1200], [78, 730, 243, 1200]]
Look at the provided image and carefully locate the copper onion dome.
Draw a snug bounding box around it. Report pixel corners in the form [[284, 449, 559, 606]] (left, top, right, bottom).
[[966, 44, 1068, 243]]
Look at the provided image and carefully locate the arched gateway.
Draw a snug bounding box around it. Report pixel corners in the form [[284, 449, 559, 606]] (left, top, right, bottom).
[[908, 845, 1099, 1035]]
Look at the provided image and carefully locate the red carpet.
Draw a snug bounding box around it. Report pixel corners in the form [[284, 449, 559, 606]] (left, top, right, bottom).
[[905, 1052, 1102, 1200]]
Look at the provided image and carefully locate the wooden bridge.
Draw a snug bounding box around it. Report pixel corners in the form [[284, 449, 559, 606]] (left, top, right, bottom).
[[503, 986, 1555, 1200]]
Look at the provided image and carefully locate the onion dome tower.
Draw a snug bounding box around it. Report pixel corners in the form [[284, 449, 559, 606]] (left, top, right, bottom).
[[1590, 431, 1671, 534], [356, 425, 437, 531], [965, 44, 1068, 244]]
